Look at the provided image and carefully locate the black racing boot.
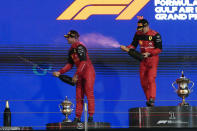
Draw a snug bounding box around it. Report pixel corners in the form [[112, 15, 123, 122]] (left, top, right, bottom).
[[146, 98, 155, 107], [73, 117, 81, 123], [88, 116, 94, 122]]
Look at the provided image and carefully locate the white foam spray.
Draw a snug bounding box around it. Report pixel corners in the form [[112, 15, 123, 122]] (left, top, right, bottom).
[[80, 33, 120, 48]]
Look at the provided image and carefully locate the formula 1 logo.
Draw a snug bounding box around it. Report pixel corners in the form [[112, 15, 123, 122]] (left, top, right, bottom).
[[57, 0, 150, 20]]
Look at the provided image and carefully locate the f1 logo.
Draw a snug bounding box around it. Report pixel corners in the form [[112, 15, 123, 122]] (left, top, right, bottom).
[[57, 0, 150, 20], [169, 112, 176, 120]]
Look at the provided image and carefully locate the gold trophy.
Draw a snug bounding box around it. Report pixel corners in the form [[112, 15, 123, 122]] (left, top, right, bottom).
[[59, 96, 74, 122], [172, 71, 194, 106]]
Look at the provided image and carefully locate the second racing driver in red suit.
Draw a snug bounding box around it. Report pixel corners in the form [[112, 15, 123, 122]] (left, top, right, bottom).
[[121, 17, 162, 107]]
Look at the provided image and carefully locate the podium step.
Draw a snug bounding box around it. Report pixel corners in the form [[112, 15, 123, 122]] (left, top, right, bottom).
[[129, 106, 197, 128], [46, 122, 111, 130]]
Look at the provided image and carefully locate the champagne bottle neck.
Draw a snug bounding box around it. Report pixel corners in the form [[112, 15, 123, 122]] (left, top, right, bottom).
[[6, 100, 9, 109]]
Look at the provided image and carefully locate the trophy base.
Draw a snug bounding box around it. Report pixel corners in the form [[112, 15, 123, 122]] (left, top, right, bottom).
[[63, 119, 72, 123], [179, 102, 190, 106], [46, 122, 111, 130], [63, 118, 72, 123]]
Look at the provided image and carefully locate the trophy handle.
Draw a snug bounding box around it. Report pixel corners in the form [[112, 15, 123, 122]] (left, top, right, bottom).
[[189, 80, 194, 92], [172, 81, 177, 92], [59, 104, 62, 112]]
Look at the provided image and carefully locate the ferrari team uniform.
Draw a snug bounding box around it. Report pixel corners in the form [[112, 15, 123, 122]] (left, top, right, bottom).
[[59, 41, 95, 118], [127, 29, 162, 101]]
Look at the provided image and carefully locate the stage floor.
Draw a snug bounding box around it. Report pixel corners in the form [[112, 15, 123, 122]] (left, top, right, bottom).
[[47, 128, 197, 131]]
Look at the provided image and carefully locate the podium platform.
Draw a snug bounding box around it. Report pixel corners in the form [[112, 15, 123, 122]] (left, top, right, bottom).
[[129, 106, 197, 128], [46, 122, 111, 130], [0, 126, 33, 130]]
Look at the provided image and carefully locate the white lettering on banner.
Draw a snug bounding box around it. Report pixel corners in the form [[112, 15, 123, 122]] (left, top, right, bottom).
[[155, 14, 187, 20], [188, 14, 197, 20], [179, 7, 194, 13], [154, 0, 197, 20], [155, 7, 178, 13], [155, 0, 197, 6]]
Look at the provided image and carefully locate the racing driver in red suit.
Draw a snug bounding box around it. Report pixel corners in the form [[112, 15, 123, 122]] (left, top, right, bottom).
[[53, 30, 95, 122], [121, 17, 162, 107]]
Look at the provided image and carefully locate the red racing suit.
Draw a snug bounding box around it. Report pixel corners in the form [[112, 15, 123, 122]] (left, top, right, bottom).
[[127, 29, 162, 101], [59, 41, 95, 118]]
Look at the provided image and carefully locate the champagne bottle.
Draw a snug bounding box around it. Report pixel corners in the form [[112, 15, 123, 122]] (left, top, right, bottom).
[[4, 100, 11, 126]]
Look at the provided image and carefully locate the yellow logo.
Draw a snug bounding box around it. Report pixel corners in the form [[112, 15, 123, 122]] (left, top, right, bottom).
[[57, 0, 150, 20], [138, 23, 143, 26], [149, 36, 152, 41], [139, 40, 143, 45]]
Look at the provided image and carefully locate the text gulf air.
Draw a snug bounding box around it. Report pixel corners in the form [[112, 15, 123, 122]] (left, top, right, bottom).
[[155, 0, 197, 20]]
